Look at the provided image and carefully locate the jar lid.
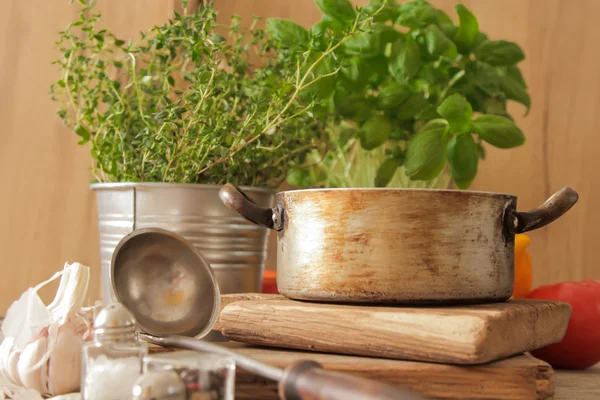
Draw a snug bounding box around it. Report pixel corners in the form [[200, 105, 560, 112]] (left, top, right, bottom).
[[110, 228, 221, 339], [93, 303, 137, 337]]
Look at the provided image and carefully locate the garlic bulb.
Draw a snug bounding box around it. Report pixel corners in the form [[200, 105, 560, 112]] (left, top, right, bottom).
[[0, 262, 101, 398]]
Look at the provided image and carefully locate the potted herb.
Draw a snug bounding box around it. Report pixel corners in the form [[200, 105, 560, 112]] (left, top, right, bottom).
[[286, 0, 530, 190], [50, 0, 383, 301]]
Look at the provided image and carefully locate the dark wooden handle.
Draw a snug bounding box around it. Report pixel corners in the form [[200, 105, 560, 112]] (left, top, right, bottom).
[[278, 360, 428, 400], [509, 186, 579, 234], [219, 183, 283, 230]]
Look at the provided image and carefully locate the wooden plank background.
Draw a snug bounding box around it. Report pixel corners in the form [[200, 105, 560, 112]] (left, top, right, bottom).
[[0, 0, 598, 312]]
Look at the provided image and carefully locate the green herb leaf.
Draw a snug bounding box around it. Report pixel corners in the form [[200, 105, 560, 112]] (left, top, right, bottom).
[[303, 53, 337, 97], [334, 90, 369, 120], [505, 65, 527, 88], [311, 15, 345, 37], [423, 24, 457, 59], [388, 35, 421, 82], [266, 18, 309, 46], [365, 0, 399, 22], [376, 24, 403, 53], [340, 58, 370, 90], [499, 75, 531, 112], [472, 114, 525, 148], [415, 104, 439, 120], [436, 93, 472, 134], [57, 80, 66, 88], [376, 82, 412, 110], [344, 30, 381, 57], [405, 119, 448, 180], [73, 123, 90, 144], [396, 0, 439, 28], [454, 4, 479, 53], [396, 93, 429, 120], [359, 115, 392, 150], [447, 133, 478, 189], [315, 0, 356, 23], [475, 40, 525, 66], [375, 157, 400, 187]]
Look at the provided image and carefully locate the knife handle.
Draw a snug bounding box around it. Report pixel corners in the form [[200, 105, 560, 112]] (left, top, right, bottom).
[[278, 360, 428, 400]]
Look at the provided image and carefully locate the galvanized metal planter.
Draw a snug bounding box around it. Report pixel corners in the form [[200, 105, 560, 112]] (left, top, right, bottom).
[[91, 183, 274, 303]]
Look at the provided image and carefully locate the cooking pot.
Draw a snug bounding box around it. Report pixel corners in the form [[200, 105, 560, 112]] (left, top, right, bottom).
[[219, 185, 578, 304]]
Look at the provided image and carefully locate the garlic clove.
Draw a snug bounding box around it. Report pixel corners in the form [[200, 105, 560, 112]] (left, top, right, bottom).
[[0, 337, 15, 378], [7, 348, 22, 386], [18, 336, 48, 394], [47, 321, 82, 395]]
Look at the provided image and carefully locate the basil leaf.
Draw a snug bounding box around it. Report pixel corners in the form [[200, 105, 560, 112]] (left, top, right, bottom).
[[366, 54, 390, 85], [470, 61, 502, 95], [359, 115, 392, 150], [405, 119, 449, 180], [480, 96, 508, 116], [388, 35, 421, 82], [415, 104, 439, 120], [303, 53, 337, 97], [505, 65, 527, 88], [266, 18, 309, 46], [376, 24, 403, 53], [315, 0, 356, 23], [436, 93, 472, 134], [376, 82, 412, 110], [472, 114, 525, 148], [340, 57, 370, 90], [447, 133, 478, 189], [311, 15, 345, 37], [499, 75, 531, 113], [454, 4, 479, 53], [397, 93, 429, 120], [396, 0, 439, 28], [475, 40, 525, 66], [334, 90, 369, 121], [344, 30, 381, 57], [423, 24, 457, 59], [365, 0, 399, 22], [375, 157, 400, 187]]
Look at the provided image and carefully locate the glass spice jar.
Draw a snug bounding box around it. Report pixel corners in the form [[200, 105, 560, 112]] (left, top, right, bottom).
[[144, 350, 235, 400], [81, 303, 148, 400]]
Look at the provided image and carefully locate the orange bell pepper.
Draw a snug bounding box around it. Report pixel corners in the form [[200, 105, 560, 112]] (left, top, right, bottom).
[[512, 234, 533, 298]]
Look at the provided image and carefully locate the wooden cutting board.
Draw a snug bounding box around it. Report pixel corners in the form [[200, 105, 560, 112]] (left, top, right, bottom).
[[231, 344, 554, 400], [217, 294, 571, 365]]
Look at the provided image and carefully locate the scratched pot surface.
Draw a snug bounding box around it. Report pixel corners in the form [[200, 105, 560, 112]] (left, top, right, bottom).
[[216, 294, 572, 365]]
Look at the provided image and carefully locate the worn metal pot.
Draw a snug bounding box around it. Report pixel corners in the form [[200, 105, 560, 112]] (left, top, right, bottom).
[[219, 184, 578, 304], [92, 183, 274, 302]]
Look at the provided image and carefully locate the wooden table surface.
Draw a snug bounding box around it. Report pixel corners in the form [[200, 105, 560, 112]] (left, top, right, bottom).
[[555, 364, 600, 400]]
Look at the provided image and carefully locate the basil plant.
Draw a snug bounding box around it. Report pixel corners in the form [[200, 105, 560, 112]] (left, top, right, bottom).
[[277, 0, 530, 189]]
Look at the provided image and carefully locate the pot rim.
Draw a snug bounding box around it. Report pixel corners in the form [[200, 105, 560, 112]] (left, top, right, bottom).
[[90, 181, 274, 193], [277, 187, 516, 199]]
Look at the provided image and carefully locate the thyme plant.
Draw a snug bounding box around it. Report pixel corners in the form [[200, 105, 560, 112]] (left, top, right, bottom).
[[50, 0, 381, 187]]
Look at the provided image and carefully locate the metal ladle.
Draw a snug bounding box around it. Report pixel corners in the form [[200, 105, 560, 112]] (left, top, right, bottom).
[[111, 228, 428, 400]]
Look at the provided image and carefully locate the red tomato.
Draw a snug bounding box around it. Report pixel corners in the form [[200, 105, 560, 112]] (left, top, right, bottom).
[[526, 280, 600, 369], [262, 270, 279, 294]]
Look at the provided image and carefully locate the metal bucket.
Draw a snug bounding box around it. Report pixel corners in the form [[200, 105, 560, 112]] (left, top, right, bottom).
[[91, 183, 274, 303]]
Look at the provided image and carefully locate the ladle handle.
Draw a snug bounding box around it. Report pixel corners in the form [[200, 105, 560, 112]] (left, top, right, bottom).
[[279, 360, 428, 400]]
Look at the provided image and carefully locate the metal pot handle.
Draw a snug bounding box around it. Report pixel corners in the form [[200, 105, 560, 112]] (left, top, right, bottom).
[[507, 187, 579, 234], [219, 184, 283, 231]]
